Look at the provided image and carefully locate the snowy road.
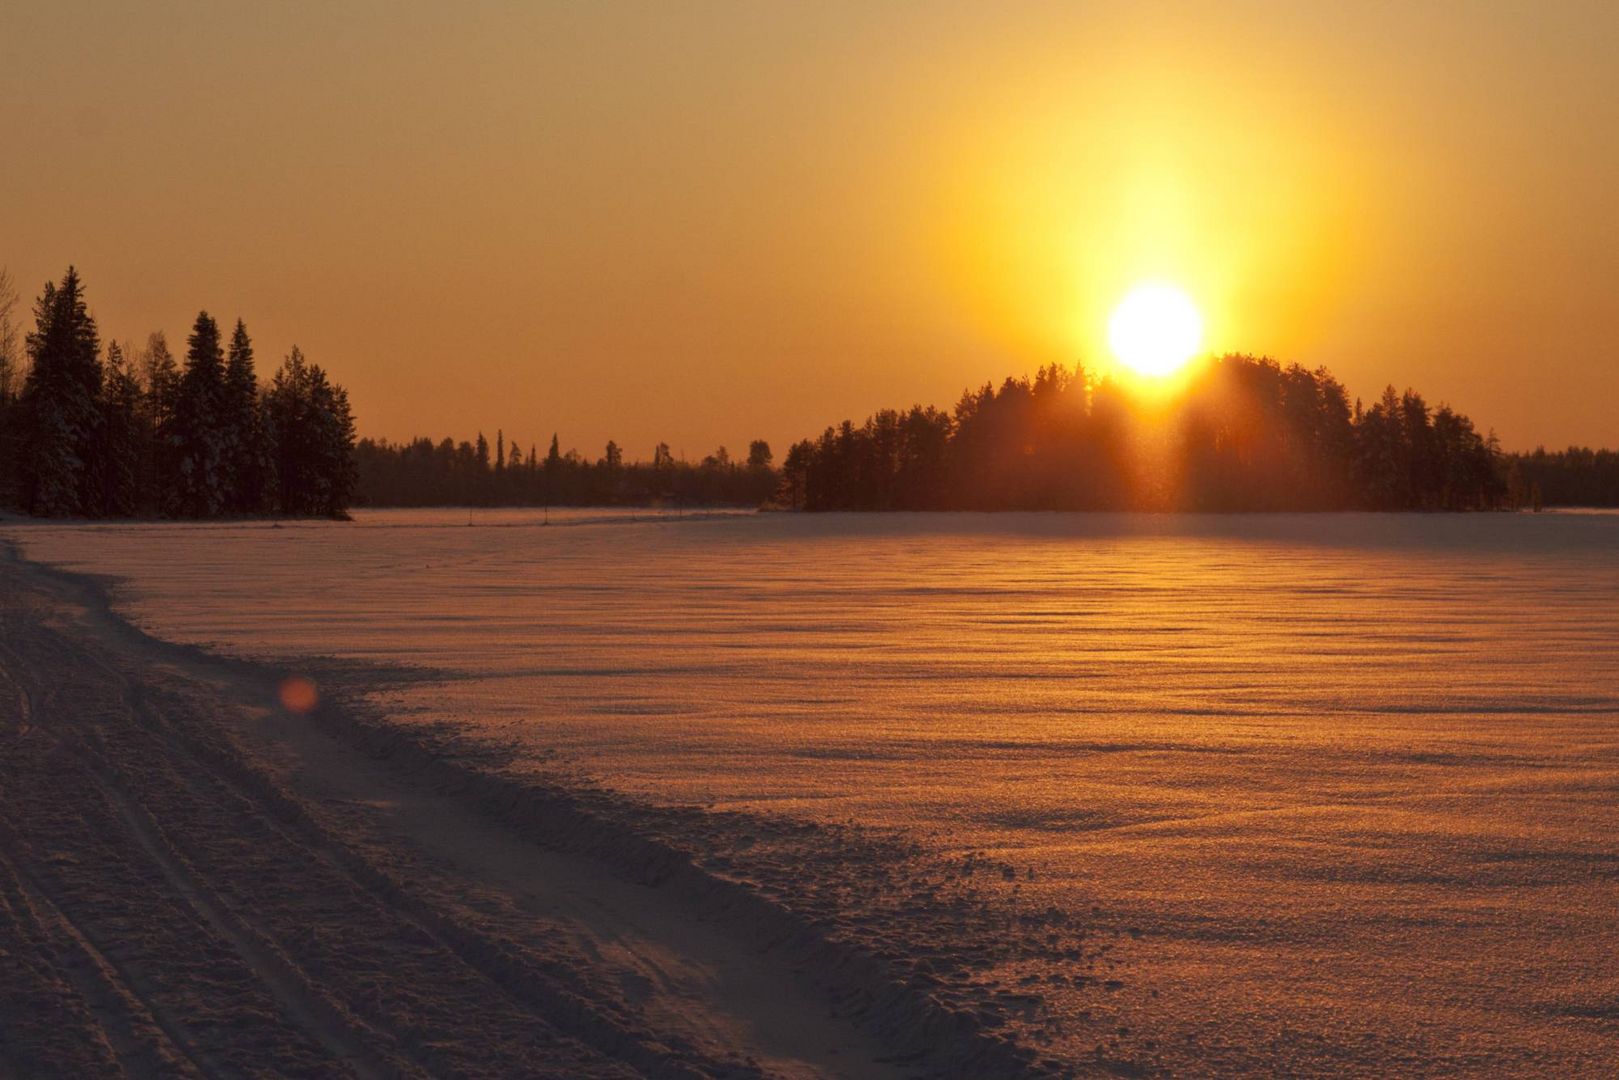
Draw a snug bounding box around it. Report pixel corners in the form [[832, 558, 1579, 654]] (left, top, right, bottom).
[[0, 546, 1026, 1078]]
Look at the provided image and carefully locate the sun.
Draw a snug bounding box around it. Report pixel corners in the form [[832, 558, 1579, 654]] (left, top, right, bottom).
[[1108, 282, 1204, 377]]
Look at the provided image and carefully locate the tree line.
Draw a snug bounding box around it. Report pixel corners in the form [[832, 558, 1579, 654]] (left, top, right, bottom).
[[6, 266, 1614, 518], [355, 434, 778, 507], [776, 355, 1528, 511], [1504, 447, 1619, 510], [0, 266, 357, 518], [360, 356, 1617, 513]]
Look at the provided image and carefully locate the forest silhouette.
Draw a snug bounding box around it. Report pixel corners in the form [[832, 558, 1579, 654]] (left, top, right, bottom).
[[4, 266, 1616, 518], [353, 434, 779, 508], [0, 267, 356, 518], [778, 358, 1510, 512], [354, 357, 1616, 513]]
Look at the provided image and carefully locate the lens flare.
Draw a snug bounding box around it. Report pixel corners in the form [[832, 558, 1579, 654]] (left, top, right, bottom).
[[278, 676, 319, 714]]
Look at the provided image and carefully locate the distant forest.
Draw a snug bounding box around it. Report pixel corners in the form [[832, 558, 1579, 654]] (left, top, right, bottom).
[[354, 435, 779, 508], [770, 357, 1618, 512], [776, 358, 1498, 511], [0, 267, 357, 518], [1509, 446, 1619, 509], [354, 356, 1618, 513], [5, 267, 1616, 518]]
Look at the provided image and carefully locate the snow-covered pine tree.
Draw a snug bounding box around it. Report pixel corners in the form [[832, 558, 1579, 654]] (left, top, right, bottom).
[[265, 346, 356, 516], [266, 345, 308, 514], [172, 311, 229, 517], [305, 363, 357, 516], [19, 268, 104, 517], [224, 319, 272, 513]]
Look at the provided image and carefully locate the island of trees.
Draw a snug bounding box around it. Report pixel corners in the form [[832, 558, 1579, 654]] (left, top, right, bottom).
[[5, 265, 1615, 518], [769, 358, 1619, 511], [776, 358, 1513, 511], [0, 267, 357, 518]]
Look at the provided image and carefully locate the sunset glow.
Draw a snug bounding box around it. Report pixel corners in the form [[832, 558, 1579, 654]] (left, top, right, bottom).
[[4, 5, 1619, 1079], [3, 6, 1617, 452]]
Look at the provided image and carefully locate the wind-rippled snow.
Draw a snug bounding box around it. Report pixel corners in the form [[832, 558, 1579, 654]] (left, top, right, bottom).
[[9, 508, 1619, 1074]]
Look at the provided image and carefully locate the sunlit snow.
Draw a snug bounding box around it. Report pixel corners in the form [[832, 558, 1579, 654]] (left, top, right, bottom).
[[9, 508, 1619, 1073]]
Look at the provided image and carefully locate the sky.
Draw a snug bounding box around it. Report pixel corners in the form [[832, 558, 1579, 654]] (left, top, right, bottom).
[[3, 1, 1616, 458]]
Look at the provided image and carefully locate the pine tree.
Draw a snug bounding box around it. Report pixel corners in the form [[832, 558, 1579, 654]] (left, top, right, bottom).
[[98, 341, 143, 516], [267, 347, 302, 513], [171, 311, 229, 516], [0, 267, 21, 403], [0, 268, 24, 507], [474, 431, 491, 505], [139, 331, 180, 429], [136, 331, 180, 512], [266, 346, 357, 517], [19, 268, 103, 517], [224, 319, 271, 512], [304, 363, 357, 516]]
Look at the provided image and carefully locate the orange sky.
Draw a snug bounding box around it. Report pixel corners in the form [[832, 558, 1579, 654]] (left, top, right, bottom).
[[3, 2, 1615, 458]]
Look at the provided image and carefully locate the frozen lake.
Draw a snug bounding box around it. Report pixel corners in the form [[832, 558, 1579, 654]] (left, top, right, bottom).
[[8, 509, 1619, 1074]]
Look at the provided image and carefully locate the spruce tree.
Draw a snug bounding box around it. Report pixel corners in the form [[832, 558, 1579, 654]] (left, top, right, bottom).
[[267, 346, 310, 514], [172, 311, 229, 516], [494, 429, 507, 505], [0, 267, 21, 403], [139, 331, 180, 429], [266, 346, 357, 517], [224, 319, 271, 512], [98, 341, 143, 516], [305, 364, 357, 515], [137, 331, 180, 512], [0, 268, 23, 507], [19, 268, 103, 517]]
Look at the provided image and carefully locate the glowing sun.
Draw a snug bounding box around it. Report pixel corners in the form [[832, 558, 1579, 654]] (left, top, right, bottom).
[[1108, 282, 1204, 377]]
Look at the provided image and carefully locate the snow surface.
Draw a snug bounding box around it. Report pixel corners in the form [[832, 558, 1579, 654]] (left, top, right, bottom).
[[8, 508, 1619, 1074]]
